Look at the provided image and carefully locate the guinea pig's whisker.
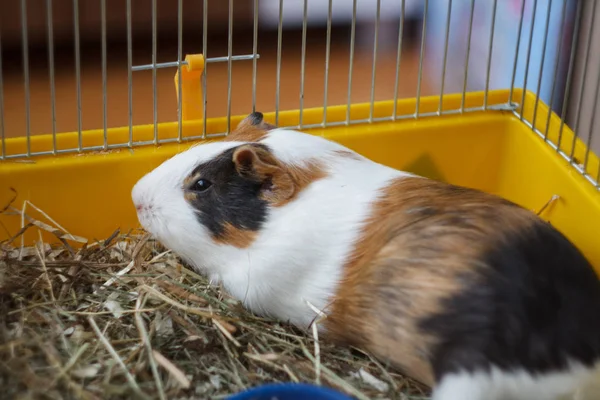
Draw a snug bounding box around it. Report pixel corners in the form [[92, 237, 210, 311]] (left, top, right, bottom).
[[243, 252, 252, 304]]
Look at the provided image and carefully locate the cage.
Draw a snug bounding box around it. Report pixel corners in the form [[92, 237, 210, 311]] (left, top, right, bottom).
[[1, 0, 600, 399]]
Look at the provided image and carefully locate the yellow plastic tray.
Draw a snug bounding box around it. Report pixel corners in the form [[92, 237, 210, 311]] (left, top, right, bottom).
[[1, 89, 600, 273]]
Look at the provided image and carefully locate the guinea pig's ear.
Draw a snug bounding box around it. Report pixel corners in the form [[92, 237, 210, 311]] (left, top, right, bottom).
[[236, 111, 276, 132], [232, 144, 279, 178], [232, 144, 295, 203]]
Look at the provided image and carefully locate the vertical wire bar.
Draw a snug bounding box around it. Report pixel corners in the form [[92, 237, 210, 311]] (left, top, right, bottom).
[[582, 66, 600, 176], [415, 0, 429, 118], [460, 0, 476, 112], [509, 0, 527, 106], [369, 0, 382, 122], [322, 0, 333, 126], [226, 0, 233, 134], [252, 0, 258, 113], [127, 0, 133, 146], [544, 0, 568, 140], [438, 0, 452, 114], [0, 25, 4, 159], [569, 0, 597, 161], [299, 0, 308, 126], [21, 0, 32, 156], [152, 0, 158, 144], [101, 0, 108, 150], [597, 70, 600, 186], [597, 79, 600, 188], [346, 0, 358, 124], [392, 0, 406, 120], [597, 101, 600, 186], [531, 0, 553, 129], [202, 0, 208, 138], [275, 0, 283, 126], [584, 6, 600, 181], [74, 0, 82, 152], [557, 0, 582, 152], [177, 0, 183, 142], [519, 0, 539, 121], [483, 0, 498, 110], [47, 0, 57, 154]]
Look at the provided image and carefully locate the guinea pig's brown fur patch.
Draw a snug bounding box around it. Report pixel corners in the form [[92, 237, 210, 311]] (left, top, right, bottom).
[[233, 144, 327, 208], [266, 160, 327, 208], [213, 222, 258, 248], [323, 176, 539, 386], [333, 150, 363, 161]]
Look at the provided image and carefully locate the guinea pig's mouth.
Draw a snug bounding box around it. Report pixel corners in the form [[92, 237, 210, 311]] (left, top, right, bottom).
[[135, 205, 158, 232]]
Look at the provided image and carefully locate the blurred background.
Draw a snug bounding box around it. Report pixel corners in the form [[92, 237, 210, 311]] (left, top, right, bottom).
[[0, 0, 424, 139], [0, 0, 598, 154]]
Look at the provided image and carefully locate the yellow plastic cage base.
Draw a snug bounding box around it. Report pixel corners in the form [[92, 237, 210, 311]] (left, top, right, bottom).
[[1, 89, 600, 274]]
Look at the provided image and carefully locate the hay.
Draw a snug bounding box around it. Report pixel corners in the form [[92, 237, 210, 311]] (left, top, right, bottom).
[[0, 203, 430, 400]]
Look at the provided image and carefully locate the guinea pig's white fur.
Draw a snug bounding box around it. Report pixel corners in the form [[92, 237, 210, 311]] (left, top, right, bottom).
[[133, 128, 408, 328], [132, 117, 600, 400]]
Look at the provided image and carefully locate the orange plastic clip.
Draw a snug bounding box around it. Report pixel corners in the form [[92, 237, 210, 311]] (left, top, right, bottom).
[[174, 54, 205, 121]]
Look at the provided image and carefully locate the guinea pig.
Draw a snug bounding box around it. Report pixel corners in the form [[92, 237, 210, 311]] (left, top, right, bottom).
[[131, 111, 600, 400]]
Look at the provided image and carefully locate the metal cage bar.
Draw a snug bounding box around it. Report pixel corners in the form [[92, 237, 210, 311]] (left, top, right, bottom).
[[460, 0, 476, 112], [570, 0, 598, 163], [369, 0, 382, 122], [557, 0, 583, 151], [414, 0, 429, 118], [127, 0, 133, 146], [544, 0, 569, 141], [346, 0, 358, 125], [47, 0, 58, 154], [298, 0, 308, 127], [322, 0, 333, 126], [392, 0, 406, 121], [483, 0, 498, 110], [531, 0, 554, 129], [252, 0, 259, 113], [21, 0, 32, 156], [132, 55, 257, 72], [202, 0, 208, 139], [519, 0, 539, 122], [177, 0, 183, 142], [438, 0, 453, 114], [226, 0, 234, 134], [73, 0, 82, 152], [152, 0, 158, 144], [583, 67, 600, 175], [275, 0, 283, 126], [0, 23, 4, 159], [101, 0, 108, 150], [581, 1, 600, 184], [509, 0, 527, 107]]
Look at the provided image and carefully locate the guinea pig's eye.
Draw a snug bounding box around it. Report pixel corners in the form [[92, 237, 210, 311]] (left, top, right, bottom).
[[192, 179, 212, 192]]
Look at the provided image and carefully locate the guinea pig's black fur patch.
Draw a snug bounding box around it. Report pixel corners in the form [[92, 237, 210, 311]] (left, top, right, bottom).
[[248, 111, 265, 126], [419, 219, 600, 381], [186, 144, 271, 240]]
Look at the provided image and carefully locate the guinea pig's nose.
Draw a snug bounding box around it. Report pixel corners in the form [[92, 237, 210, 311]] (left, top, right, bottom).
[[135, 203, 153, 212]]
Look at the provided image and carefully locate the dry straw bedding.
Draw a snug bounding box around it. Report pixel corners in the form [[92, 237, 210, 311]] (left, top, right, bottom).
[[0, 198, 429, 400]]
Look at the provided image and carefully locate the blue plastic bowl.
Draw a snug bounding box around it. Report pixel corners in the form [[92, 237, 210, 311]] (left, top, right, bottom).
[[226, 383, 354, 400]]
